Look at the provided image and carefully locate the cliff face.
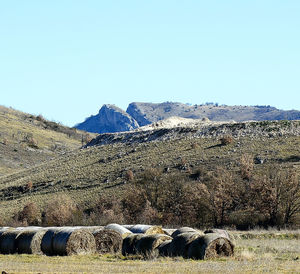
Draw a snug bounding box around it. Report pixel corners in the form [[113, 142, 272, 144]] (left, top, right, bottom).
[[75, 104, 139, 134]]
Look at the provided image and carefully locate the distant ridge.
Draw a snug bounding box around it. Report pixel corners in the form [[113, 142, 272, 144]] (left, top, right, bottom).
[[75, 102, 300, 134]]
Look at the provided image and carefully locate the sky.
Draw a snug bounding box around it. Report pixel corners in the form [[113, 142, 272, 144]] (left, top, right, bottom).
[[0, 1, 299, 126]]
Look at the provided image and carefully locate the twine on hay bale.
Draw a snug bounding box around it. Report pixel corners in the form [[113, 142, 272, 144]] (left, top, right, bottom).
[[105, 224, 132, 238], [170, 232, 202, 258], [171, 227, 200, 238], [128, 224, 164, 235], [122, 234, 143, 256], [52, 228, 96, 256], [16, 229, 47, 254], [188, 233, 234, 260], [136, 234, 172, 258], [93, 229, 123, 254], [0, 230, 22, 254], [158, 239, 172, 257]]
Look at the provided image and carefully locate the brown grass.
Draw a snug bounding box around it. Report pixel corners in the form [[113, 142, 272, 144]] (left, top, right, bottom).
[[0, 232, 300, 273]]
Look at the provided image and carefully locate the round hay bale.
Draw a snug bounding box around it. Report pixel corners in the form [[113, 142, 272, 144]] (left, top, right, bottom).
[[105, 224, 132, 238], [41, 228, 62, 255], [136, 234, 172, 258], [16, 229, 47, 254], [158, 239, 172, 257], [122, 234, 143, 256], [129, 225, 164, 235], [171, 227, 199, 238], [0, 230, 22, 254], [162, 228, 176, 236], [93, 229, 123, 254], [170, 232, 201, 258], [52, 228, 96, 256], [188, 233, 234, 260]]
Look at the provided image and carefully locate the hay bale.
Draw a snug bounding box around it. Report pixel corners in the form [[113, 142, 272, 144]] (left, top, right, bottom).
[[0, 230, 22, 254], [16, 229, 47, 254], [158, 239, 172, 257], [93, 229, 123, 254], [162, 228, 176, 236], [41, 228, 61, 255], [128, 224, 164, 235], [52, 228, 96, 256], [171, 227, 199, 238], [170, 232, 201, 258], [105, 224, 132, 238], [136, 234, 172, 258], [122, 234, 143, 255], [188, 233, 234, 260]]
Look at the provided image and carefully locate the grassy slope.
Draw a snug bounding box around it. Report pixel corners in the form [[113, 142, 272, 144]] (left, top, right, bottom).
[[0, 120, 300, 219], [0, 231, 299, 273], [0, 105, 95, 176]]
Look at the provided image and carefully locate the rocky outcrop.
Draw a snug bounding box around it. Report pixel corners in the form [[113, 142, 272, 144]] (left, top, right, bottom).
[[127, 102, 300, 124], [75, 104, 139, 134], [76, 102, 300, 134], [86, 120, 300, 147]]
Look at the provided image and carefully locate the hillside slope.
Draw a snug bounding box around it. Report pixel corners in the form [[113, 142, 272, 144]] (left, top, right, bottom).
[[0, 105, 95, 177], [1, 120, 300, 220]]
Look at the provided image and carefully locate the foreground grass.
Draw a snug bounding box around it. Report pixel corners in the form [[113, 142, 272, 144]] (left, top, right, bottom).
[[0, 235, 299, 273]]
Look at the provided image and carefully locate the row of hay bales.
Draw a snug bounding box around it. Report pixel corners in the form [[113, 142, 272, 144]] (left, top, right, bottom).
[[0, 225, 234, 260], [0, 226, 122, 256], [120, 225, 234, 259]]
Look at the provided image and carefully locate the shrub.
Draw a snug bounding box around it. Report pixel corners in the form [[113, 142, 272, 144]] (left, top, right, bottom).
[[44, 194, 76, 226], [36, 114, 45, 122], [240, 154, 254, 180], [23, 133, 38, 148], [90, 195, 124, 225], [17, 202, 41, 226], [124, 170, 134, 181], [191, 143, 199, 149], [220, 135, 233, 145], [26, 181, 33, 191]]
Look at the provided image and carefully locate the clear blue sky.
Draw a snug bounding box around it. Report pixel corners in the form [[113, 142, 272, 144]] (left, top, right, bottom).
[[0, 1, 299, 126]]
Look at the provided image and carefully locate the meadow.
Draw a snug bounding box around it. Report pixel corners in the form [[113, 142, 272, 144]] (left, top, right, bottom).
[[0, 230, 299, 273]]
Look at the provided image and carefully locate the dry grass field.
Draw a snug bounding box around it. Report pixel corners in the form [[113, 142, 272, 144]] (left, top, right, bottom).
[[0, 231, 299, 273]]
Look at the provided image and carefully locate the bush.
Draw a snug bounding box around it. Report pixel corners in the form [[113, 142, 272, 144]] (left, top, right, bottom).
[[17, 202, 41, 226], [90, 195, 124, 225], [124, 170, 134, 181], [220, 135, 233, 145], [44, 194, 76, 226], [240, 154, 254, 180]]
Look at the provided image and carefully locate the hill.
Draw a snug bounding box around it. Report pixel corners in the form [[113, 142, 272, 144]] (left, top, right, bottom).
[[0, 105, 95, 177], [75, 102, 300, 133], [75, 104, 139, 133], [1, 119, 300, 228]]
